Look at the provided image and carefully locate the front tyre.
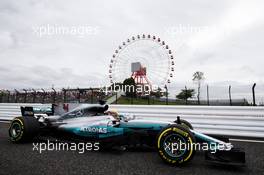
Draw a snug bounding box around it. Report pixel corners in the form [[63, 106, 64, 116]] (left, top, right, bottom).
[[156, 125, 196, 165], [9, 116, 40, 143]]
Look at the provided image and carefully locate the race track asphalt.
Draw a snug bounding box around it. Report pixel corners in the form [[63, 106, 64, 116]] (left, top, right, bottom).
[[0, 123, 263, 175]]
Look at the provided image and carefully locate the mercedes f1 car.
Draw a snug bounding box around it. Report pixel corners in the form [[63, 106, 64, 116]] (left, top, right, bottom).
[[8, 103, 245, 166]]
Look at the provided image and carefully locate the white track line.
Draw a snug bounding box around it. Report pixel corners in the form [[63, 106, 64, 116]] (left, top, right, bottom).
[[230, 138, 264, 143]]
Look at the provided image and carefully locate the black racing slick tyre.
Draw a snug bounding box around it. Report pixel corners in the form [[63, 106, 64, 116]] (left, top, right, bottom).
[[9, 116, 40, 143], [156, 125, 196, 165]]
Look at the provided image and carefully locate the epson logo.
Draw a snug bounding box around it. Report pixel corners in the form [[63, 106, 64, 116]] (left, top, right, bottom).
[[81, 127, 107, 133]]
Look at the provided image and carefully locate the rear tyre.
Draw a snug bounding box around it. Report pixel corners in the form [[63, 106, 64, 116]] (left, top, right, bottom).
[[9, 116, 40, 143], [156, 125, 196, 165]]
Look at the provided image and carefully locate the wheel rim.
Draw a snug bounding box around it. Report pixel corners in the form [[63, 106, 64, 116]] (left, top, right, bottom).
[[10, 122, 22, 138], [163, 133, 186, 158]]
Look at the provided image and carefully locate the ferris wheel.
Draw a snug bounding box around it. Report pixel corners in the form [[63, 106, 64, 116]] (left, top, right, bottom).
[[108, 34, 175, 88]]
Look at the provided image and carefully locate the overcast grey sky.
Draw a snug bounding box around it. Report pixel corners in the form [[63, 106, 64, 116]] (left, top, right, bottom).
[[0, 0, 264, 102]]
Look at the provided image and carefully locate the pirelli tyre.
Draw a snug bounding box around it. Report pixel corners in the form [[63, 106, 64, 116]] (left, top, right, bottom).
[[9, 116, 40, 143], [157, 125, 196, 165]]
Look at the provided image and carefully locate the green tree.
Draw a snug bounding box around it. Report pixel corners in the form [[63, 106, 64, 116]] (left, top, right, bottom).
[[150, 87, 163, 98], [192, 71, 205, 105], [176, 87, 195, 104], [123, 77, 136, 97]]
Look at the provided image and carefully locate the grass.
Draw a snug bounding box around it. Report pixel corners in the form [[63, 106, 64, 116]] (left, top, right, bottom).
[[115, 96, 186, 105]]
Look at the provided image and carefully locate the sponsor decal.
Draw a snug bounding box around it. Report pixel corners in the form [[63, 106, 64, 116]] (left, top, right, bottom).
[[80, 127, 107, 133]]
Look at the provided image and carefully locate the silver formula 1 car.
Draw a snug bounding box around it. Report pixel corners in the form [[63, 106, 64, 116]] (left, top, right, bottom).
[[8, 103, 245, 166]]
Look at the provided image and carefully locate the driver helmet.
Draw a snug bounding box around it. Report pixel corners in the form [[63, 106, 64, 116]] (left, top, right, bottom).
[[107, 109, 119, 119]]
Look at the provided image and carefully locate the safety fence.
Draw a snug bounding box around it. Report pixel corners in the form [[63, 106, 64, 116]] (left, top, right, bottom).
[[110, 105, 264, 139], [0, 103, 263, 139]]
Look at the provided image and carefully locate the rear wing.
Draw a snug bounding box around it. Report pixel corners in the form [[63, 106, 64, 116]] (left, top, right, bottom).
[[20, 105, 54, 117], [20, 106, 34, 117]]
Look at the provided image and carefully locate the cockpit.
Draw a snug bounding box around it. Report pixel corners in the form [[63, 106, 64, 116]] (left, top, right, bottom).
[[60, 104, 109, 120], [59, 104, 136, 124]]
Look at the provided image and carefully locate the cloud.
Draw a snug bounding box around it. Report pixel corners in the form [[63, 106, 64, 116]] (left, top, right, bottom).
[[0, 65, 104, 89], [0, 0, 264, 103], [188, 1, 264, 49]]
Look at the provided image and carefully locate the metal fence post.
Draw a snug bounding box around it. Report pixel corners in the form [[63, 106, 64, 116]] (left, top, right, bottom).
[[23, 89, 27, 103], [91, 88, 94, 104], [62, 88, 66, 103], [207, 85, 210, 106], [41, 89, 46, 104], [32, 89, 36, 103], [164, 85, 168, 105], [229, 85, 232, 106], [77, 88, 81, 103], [115, 92, 117, 104], [14, 89, 19, 103], [52, 88, 56, 104], [252, 83, 256, 106], [148, 95, 150, 105], [7, 90, 10, 103], [185, 86, 188, 105], [0, 90, 2, 103]]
